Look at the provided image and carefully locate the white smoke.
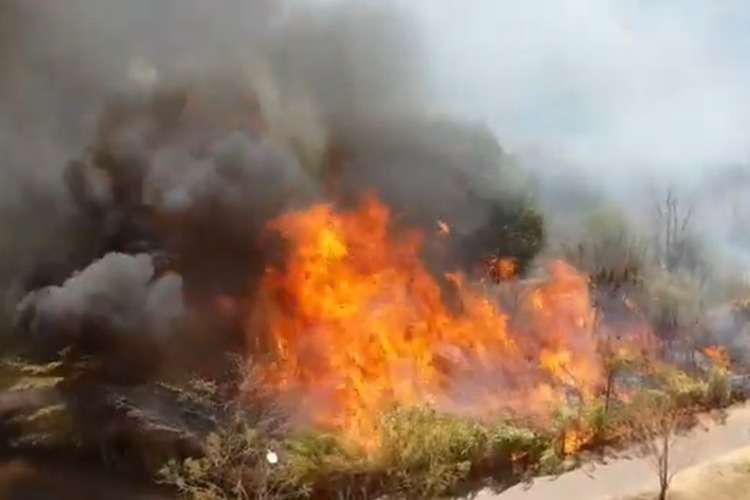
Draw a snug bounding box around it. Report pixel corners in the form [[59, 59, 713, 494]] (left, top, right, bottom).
[[397, 0, 750, 180]]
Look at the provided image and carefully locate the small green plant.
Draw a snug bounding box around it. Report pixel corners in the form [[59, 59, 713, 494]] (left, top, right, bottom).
[[655, 366, 707, 409], [376, 407, 487, 498], [624, 389, 694, 500], [159, 413, 286, 500], [160, 401, 559, 500], [278, 432, 372, 499], [583, 402, 609, 444], [487, 422, 547, 461], [485, 421, 551, 479], [705, 367, 731, 408]]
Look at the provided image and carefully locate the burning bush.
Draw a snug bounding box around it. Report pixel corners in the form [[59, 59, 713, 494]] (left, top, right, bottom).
[[376, 407, 487, 497], [160, 398, 555, 500], [249, 193, 601, 446], [4, 3, 750, 500]]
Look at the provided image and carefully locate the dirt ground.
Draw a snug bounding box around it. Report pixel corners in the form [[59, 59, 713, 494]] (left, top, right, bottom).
[[480, 403, 750, 500], [0, 456, 168, 500], [624, 446, 750, 500]]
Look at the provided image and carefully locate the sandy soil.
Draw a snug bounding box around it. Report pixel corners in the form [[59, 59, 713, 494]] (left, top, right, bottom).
[[623, 446, 750, 500]]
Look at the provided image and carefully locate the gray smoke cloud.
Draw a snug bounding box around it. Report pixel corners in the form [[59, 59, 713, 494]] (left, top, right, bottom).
[[387, 0, 750, 302], [18, 253, 184, 342], [396, 0, 750, 179], [1, 0, 540, 364], [7, 0, 749, 372]]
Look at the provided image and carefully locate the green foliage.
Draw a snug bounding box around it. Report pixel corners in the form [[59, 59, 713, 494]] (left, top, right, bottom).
[[582, 402, 609, 443], [377, 407, 487, 498], [705, 367, 731, 408], [278, 432, 371, 499], [623, 387, 694, 500], [537, 445, 564, 475], [641, 363, 732, 410], [160, 402, 556, 500], [160, 415, 285, 500], [466, 203, 545, 276], [551, 403, 577, 428], [625, 389, 680, 428], [159, 356, 736, 500], [487, 422, 548, 462], [656, 366, 708, 409], [547, 401, 612, 458]]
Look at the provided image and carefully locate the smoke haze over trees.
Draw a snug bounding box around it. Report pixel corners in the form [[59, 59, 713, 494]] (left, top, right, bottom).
[[2, 2, 750, 499]]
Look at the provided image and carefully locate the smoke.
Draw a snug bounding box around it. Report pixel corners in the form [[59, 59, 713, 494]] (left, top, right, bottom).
[[387, 1, 750, 319], [0, 0, 542, 375], [4, 0, 748, 378], [18, 253, 184, 344], [5, 5, 750, 493], [396, 0, 750, 178]]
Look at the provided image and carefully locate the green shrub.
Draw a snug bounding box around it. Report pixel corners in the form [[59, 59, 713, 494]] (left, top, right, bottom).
[[158, 375, 290, 500], [537, 445, 564, 474], [487, 422, 547, 460], [159, 401, 593, 500], [483, 421, 552, 481], [277, 432, 372, 499], [159, 417, 286, 500], [657, 367, 707, 409], [583, 402, 609, 444], [705, 368, 731, 408], [376, 407, 487, 498]]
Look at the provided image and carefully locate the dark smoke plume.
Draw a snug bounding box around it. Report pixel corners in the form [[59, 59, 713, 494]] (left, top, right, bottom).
[[4, 0, 538, 370]]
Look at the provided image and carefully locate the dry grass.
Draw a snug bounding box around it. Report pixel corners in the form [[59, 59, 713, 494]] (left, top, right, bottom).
[[157, 363, 735, 500], [159, 404, 555, 500]]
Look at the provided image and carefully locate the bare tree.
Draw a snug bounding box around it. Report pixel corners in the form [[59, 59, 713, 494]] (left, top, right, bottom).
[[627, 390, 693, 500], [654, 188, 694, 272], [598, 341, 640, 415]]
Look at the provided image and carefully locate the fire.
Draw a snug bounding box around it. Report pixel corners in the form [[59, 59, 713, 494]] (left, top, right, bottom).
[[489, 257, 517, 282], [249, 193, 602, 445], [562, 428, 590, 456], [703, 345, 730, 369]]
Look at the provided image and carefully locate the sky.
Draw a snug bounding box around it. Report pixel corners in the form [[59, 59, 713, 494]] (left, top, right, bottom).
[[6, 0, 750, 189], [388, 0, 750, 180]]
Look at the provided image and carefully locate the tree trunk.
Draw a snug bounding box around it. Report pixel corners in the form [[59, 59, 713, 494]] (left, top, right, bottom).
[[604, 371, 614, 414], [659, 432, 670, 500]]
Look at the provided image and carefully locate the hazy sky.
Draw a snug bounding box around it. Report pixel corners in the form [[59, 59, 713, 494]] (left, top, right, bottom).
[[7, 0, 750, 187], [388, 0, 750, 178]]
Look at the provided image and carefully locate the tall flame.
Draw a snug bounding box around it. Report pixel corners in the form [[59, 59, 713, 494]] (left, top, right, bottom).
[[249, 194, 601, 445]]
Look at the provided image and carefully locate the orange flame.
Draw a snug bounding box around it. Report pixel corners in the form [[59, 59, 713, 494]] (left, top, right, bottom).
[[703, 345, 730, 369], [489, 257, 517, 282], [562, 428, 591, 455], [249, 194, 602, 445]]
